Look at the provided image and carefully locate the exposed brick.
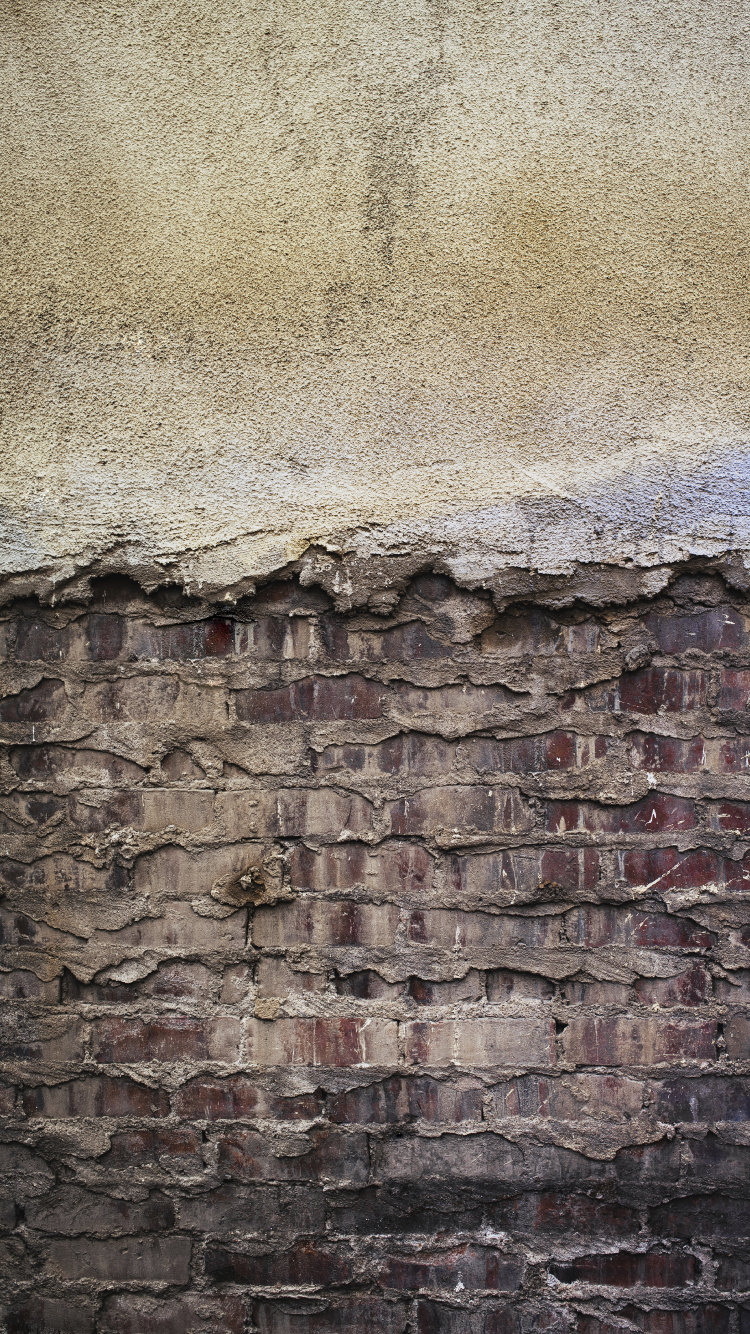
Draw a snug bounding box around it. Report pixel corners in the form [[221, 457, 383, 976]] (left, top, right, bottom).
[[388, 786, 533, 836], [550, 1250, 698, 1287], [218, 787, 373, 838], [405, 909, 561, 948], [251, 1298, 409, 1333], [651, 1193, 750, 1239], [564, 905, 715, 950], [563, 1017, 716, 1066], [328, 1075, 484, 1125], [3, 1295, 97, 1334], [23, 1076, 170, 1118], [0, 678, 66, 721], [98, 1293, 245, 1334], [378, 1245, 524, 1292], [246, 1016, 399, 1066], [619, 847, 742, 896], [101, 1127, 202, 1170], [547, 794, 696, 835], [205, 1239, 354, 1286], [404, 1018, 556, 1067], [634, 965, 712, 1006], [174, 1075, 322, 1120], [718, 669, 750, 710], [253, 900, 399, 947], [646, 607, 747, 653], [217, 1128, 369, 1183], [716, 1254, 750, 1290], [289, 841, 433, 895], [651, 1076, 750, 1122], [92, 1016, 241, 1063], [47, 1234, 192, 1281], [236, 674, 384, 722], [598, 668, 709, 714], [26, 1185, 174, 1235], [450, 847, 600, 901], [9, 744, 147, 786]]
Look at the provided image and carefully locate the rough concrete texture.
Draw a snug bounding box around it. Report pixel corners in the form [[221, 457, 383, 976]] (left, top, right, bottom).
[[2, 0, 750, 596], [1, 568, 750, 1330]]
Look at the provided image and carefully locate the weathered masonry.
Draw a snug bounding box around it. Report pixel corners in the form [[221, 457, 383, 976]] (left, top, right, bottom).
[[1, 563, 750, 1333]]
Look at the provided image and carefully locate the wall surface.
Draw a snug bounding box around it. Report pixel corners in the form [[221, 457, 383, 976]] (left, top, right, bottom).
[[1, 0, 750, 597], [1, 570, 750, 1332]]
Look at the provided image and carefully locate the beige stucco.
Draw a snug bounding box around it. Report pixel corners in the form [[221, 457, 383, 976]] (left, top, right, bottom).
[[1, 0, 749, 595]]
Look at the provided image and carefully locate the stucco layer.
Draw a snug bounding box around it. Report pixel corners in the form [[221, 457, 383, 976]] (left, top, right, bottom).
[[1, 0, 750, 592]]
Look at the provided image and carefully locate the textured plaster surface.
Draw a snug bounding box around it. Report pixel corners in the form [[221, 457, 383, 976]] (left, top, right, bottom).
[[1, 0, 750, 596]]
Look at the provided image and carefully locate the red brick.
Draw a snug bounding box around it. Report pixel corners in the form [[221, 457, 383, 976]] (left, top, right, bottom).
[[634, 964, 712, 1006], [547, 793, 696, 835], [99, 1294, 245, 1334], [23, 1077, 169, 1118], [47, 1235, 191, 1282], [449, 848, 600, 901], [92, 1016, 241, 1063], [15, 620, 79, 661], [404, 1018, 556, 1067], [550, 1250, 697, 1287], [646, 607, 747, 653], [253, 900, 399, 947], [236, 674, 384, 722], [651, 1076, 750, 1122], [719, 669, 750, 710], [26, 1185, 174, 1235], [602, 667, 709, 713], [0, 679, 65, 721], [629, 733, 713, 773], [379, 1245, 524, 1291], [205, 1240, 354, 1286], [619, 847, 736, 895], [564, 905, 715, 949], [289, 841, 433, 895], [388, 786, 533, 836], [246, 1017, 398, 1066], [174, 1076, 321, 1120], [563, 1017, 716, 1065], [715, 801, 750, 833]]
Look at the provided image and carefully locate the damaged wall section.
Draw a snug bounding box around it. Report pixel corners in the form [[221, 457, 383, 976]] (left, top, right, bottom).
[[0, 566, 749, 1333]]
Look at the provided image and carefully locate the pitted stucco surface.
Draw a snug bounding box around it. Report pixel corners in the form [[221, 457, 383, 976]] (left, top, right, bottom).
[[1, 0, 750, 593]]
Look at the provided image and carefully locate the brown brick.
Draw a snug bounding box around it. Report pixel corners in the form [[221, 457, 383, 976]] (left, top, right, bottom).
[[0, 969, 59, 1001], [564, 905, 715, 949], [651, 1193, 750, 1239], [406, 908, 561, 949], [84, 677, 225, 726], [647, 607, 747, 653], [327, 1075, 484, 1125], [3, 1296, 96, 1334], [251, 1297, 409, 1333], [404, 1019, 556, 1067], [9, 744, 147, 787], [634, 964, 712, 1006], [388, 786, 533, 836], [26, 1185, 174, 1235], [47, 1234, 192, 1281], [246, 1017, 398, 1066], [315, 734, 456, 779], [563, 1017, 716, 1065], [92, 1016, 241, 1063], [0, 678, 66, 721], [719, 668, 750, 710], [651, 1076, 750, 1122], [23, 1077, 169, 1118], [550, 1249, 698, 1287], [218, 787, 373, 838], [599, 667, 709, 713], [252, 899, 399, 947], [236, 674, 384, 722], [289, 841, 433, 895], [217, 1128, 369, 1183], [379, 1245, 524, 1292], [174, 1076, 321, 1121], [726, 1015, 750, 1058], [99, 1293, 245, 1334], [205, 1239, 354, 1286], [101, 1127, 202, 1169]]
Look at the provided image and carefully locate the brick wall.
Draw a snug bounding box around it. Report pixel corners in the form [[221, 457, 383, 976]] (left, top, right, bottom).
[[1, 569, 749, 1333]]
